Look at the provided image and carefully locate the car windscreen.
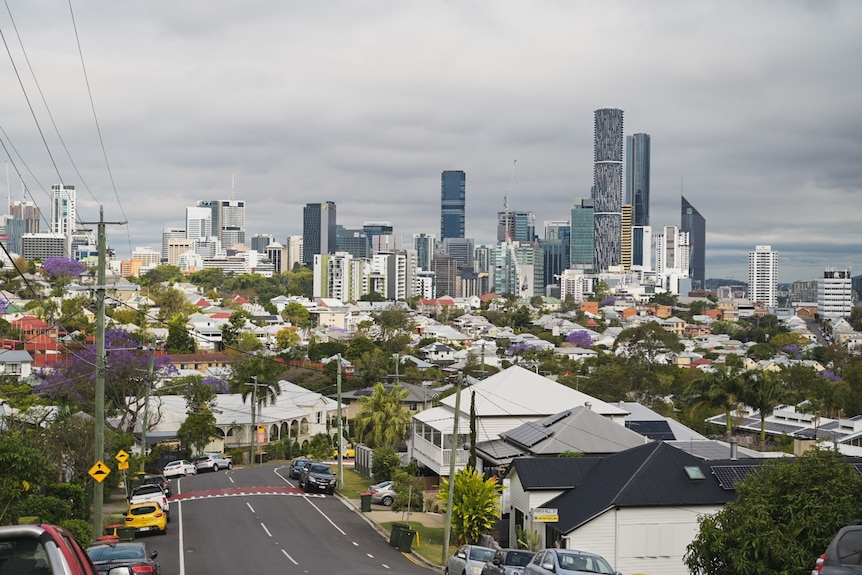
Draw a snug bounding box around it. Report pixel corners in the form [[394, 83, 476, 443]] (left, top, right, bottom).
[[309, 464, 331, 474], [470, 548, 495, 561], [88, 546, 146, 561], [506, 551, 534, 566], [132, 485, 162, 495]]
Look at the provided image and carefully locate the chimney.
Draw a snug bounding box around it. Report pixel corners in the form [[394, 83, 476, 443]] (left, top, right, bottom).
[[730, 437, 738, 460], [585, 402, 592, 410]]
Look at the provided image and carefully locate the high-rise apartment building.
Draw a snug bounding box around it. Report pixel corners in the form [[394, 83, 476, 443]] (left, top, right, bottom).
[[443, 237, 474, 269], [620, 204, 632, 271], [440, 170, 466, 240], [818, 268, 853, 319], [50, 184, 76, 256], [286, 235, 303, 270], [131, 247, 161, 268], [570, 198, 595, 271], [748, 245, 778, 308], [592, 108, 624, 272], [302, 201, 337, 268], [655, 225, 690, 294], [542, 220, 570, 291], [625, 133, 651, 227], [681, 196, 706, 290]]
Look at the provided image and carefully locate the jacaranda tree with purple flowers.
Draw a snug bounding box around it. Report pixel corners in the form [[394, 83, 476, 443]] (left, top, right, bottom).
[[565, 330, 593, 348], [34, 328, 177, 433], [41, 258, 85, 283]]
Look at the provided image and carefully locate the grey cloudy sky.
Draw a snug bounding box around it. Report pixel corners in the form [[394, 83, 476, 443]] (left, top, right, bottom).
[[2, 0, 860, 283]]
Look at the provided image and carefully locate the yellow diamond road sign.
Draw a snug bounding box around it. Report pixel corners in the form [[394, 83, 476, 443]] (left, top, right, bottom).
[[89, 461, 111, 483], [118, 461, 130, 471], [115, 450, 130, 463]]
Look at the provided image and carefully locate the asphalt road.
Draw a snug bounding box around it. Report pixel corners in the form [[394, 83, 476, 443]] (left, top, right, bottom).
[[135, 463, 435, 575]]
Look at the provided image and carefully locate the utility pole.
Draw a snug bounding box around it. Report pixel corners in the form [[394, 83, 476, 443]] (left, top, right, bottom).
[[83, 207, 126, 539], [249, 376, 257, 465], [336, 354, 343, 490], [139, 343, 157, 474], [441, 374, 463, 565]]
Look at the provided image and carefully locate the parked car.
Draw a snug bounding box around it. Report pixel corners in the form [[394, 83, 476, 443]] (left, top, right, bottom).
[[368, 480, 397, 506], [139, 474, 171, 497], [289, 458, 311, 479], [194, 453, 232, 473], [524, 548, 619, 575], [299, 462, 337, 495], [812, 521, 862, 574], [162, 460, 196, 479], [86, 541, 160, 575], [482, 549, 536, 575], [124, 502, 167, 535], [331, 447, 356, 459], [128, 485, 170, 523], [0, 524, 104, 575], [446, 544, 496, 575]]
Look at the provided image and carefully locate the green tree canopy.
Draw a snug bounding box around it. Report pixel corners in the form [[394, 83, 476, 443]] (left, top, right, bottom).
[[685, 449, 862, 575], [0, 433, 52, 525], [353, 383, 410, 448]]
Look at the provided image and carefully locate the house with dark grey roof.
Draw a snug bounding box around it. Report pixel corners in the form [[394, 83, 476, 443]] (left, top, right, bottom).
[[514, 442, 768, 575], [477, 406, 648, 467]]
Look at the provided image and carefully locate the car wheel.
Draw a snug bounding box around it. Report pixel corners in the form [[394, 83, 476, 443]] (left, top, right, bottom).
[[227, 462, 232, 470], [213, 464, 219, 472], [381, 495, 394, 506]]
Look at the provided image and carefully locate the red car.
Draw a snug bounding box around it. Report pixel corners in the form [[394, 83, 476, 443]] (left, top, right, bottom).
[[0, 524, 132, 575]]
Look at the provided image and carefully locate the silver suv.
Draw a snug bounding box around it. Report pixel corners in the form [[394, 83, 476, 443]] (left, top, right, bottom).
[[813, 522, 862, 574], [194, 453, 232, 472]]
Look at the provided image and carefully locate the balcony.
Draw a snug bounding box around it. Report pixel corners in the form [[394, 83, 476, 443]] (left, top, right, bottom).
[[411, 433, 470, 476]]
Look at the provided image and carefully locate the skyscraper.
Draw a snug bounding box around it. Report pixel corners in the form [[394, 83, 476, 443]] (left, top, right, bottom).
[[625, 133, 651, 227], [413, 233, 436, 271], [302, 201, 337, 268], [440, 170, 465, 240], [51, 184, 76, 256], [748, 245, 778, 308], [818, 268, 853, 319], [592, 108, 624, 272], [570, 198, 594, 271], [197, 199, 246, 246], [681, 196, 706, 290], [186, 206, 212, 242]]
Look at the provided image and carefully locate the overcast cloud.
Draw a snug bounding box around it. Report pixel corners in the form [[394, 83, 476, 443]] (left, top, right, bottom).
[[1, 0, 860, 283]]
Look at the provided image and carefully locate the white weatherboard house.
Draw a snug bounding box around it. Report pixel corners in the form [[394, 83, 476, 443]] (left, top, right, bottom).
[[409, 365, 628, 476]]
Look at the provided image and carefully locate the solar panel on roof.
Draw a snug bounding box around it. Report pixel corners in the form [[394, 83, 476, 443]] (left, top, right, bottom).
[[711, 465, 759, 490], [503, 422, 554, 448], [626, 420, 675, 441], [543, 410, 572, 428]]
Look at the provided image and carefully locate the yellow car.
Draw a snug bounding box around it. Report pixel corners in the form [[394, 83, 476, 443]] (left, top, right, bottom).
[[125, 501, 167, 535], [332, 447, 355, 459]]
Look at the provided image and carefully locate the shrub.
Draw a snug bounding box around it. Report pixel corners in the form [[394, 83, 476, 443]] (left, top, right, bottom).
[[371, 446, 400, 483], [45, 483, 87, 520], [60, 519, 93, 548], [18, 496, 72, 525]]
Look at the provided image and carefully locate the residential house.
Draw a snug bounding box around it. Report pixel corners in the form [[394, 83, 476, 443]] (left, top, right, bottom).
[[520, 442, 767, 574], [0, 350, 34, 379], [409, 365, 628, 477]]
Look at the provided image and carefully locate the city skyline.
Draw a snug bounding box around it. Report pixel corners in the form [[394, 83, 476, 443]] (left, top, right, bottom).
[[1, 2, 860, 283]]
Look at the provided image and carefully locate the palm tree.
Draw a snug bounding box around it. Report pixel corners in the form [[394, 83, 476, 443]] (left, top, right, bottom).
[[743, 369, 787, 449], [685, 364, 745, 439], [353, 383, 411, 448]]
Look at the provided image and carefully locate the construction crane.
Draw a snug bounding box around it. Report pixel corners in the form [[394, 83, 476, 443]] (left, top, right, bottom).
[[502, 160, 529, 296]]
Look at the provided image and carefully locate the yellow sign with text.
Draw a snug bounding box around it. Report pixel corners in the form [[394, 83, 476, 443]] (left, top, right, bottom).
[[118, 461, 130, 471]]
